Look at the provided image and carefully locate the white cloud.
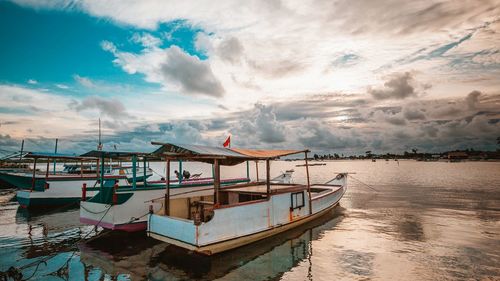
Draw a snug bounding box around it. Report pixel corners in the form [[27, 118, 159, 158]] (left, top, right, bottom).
[[73, 74, 95, 88], [55, 83, 69, 89], [102, 41, 225, 97], [27, 79, 37, 84]]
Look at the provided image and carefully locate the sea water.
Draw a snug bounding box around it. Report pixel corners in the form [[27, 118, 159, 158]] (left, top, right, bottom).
[[0, 160, 499, 280]]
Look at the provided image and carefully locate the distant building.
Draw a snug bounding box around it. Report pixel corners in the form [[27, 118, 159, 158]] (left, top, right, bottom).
[[447, 151, 468, 160]]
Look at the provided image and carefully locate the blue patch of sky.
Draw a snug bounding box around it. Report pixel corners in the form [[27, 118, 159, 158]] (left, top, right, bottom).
[[332, 53, 360, 67], [0, 2, 206, 90], [376, 32, 474, 73], [427, 33, 472, 58], [0, 106, 32, 115]]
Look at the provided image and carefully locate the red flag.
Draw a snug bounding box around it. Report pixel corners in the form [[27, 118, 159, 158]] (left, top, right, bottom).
[[223, 136, 231, 148]]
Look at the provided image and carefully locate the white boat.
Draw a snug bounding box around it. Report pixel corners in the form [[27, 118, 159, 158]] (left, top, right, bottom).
[[79, 154, 294, 232], [4, 151, 152, 208], [147, 143, 347, 255], [79, 176, 250, 232]]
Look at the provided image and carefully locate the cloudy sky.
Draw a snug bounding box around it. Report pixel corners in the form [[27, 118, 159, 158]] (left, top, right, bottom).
[[0, 0, 499, 155]]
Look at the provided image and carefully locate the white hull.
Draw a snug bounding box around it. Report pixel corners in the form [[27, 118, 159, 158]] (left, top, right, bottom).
[[148, 175, 347, 255], [79, 185, 216, 232], [16, 178, 130, 207]]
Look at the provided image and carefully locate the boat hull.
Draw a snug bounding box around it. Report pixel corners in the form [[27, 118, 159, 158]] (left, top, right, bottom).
[[148, 179, 347, 255], [148, 202, 338, 255], [16, 177, 129, 208]]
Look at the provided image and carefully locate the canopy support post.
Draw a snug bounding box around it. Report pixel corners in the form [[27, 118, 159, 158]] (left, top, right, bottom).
[[246, 161, 250, 180], [304, 152, 312, 215], [53, 138, 58, 175], [31, 158, 37, 192], [132, 155, 137, 189], [96, 158, 100, 180], [100, 155, 104, 188], [80, 159, 83, 177], [45, 159, 50, 179], [165, 158, 170, 216], [214, 159, 220, 206], [266, 159, 271, 199], [255, 160, 259, 181], [178, 160, 183, 184], [143, 157, 147, 187]]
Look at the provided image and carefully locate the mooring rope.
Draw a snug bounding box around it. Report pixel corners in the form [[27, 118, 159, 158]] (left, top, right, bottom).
[[348, 175, 379, 192], [2, 203, 114, 280], [150, 168, 165, 179]]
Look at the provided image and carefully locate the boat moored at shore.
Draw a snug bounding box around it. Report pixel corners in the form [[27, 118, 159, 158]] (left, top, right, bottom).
[[4, 151, 152, 208], [147, 143, 348, 255]]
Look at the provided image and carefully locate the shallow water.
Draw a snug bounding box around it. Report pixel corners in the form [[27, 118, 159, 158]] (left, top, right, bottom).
[[0, 160, 499, 280]]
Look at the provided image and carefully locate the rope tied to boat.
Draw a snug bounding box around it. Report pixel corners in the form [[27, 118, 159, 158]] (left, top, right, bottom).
[[348, 175, 379, 192], [80, 203, 112, 214], [4, 203, 114, 280]]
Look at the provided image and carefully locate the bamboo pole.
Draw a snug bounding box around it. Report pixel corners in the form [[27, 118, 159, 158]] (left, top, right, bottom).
[[165, 158, 170, 216], [304, 152, 312, 215]]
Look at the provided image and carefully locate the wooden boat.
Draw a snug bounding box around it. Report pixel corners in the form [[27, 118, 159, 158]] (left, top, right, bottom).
[[79, 177, 250, 232], [3, 151, 152, 208], [147, 143, 347, 255], [79, 150, 295, 232]]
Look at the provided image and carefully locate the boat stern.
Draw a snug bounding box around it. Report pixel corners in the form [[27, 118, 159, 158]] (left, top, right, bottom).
[[80, 201, 147, 232]]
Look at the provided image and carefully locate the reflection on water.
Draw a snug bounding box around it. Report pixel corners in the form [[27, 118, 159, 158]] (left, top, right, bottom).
[[0, 160, 499, 280]]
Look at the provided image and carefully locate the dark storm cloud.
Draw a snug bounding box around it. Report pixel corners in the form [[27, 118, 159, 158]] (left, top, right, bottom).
[[272, 95, 367, 121], [465, 90, 482, 110], [403, 107, 426, 120], [369, 72, 417, 100], [161, 46, 225, 97], [297, 120, 365, 150], [217, 37, 244, 64], [0, 134, 19, 150], [231, 103, 286, 144]]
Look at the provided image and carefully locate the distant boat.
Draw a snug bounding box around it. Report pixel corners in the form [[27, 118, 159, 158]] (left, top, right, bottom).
[[147, 143, 347, 255], [295, 163, 326, 167], [372, 159, 376, 162]]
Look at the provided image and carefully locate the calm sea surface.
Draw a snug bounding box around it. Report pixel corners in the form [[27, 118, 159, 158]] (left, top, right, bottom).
[[0, 160, 499, 280]]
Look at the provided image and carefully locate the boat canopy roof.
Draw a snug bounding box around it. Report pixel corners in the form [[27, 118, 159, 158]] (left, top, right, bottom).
[[152, 142, 307, 165], [80, 150, 153, 159], [25, 152, 92, 160], [230, 148, 309, 159]]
